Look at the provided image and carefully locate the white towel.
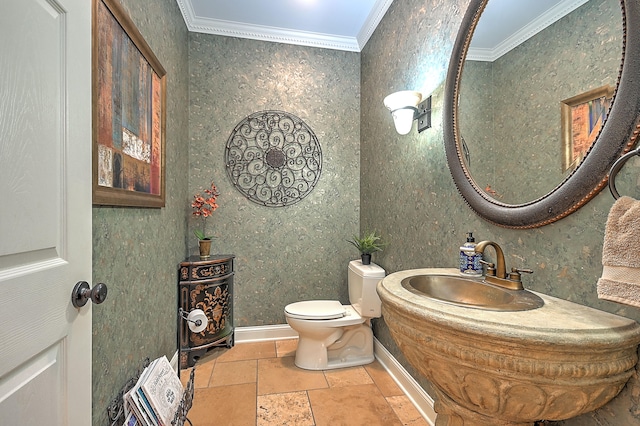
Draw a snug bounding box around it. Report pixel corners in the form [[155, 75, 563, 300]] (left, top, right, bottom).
[[597, 196, 640, 308]]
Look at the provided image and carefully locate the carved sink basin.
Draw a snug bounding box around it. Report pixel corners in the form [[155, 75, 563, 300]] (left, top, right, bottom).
[[377, 268, 640, 426], [401, 274, 544, 311]]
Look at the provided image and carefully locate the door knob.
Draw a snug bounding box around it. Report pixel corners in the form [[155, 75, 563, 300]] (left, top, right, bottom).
[[71, 281, 108, 308]]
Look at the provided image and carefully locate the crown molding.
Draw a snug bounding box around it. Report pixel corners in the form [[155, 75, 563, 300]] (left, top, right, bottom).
[[357, 0, 394, 50], [467, 0, 588, 62], [176, 0, 393, 52], [190, 19, 361, 51]]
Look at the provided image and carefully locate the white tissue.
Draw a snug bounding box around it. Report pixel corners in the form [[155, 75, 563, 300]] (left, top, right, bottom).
[[187, 309, 208, 333]]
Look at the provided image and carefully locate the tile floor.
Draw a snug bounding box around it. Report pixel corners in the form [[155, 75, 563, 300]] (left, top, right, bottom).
[[180, 339, 429, 426]]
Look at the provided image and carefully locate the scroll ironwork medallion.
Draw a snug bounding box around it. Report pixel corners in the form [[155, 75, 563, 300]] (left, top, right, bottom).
[[225, 110, 322, 207]]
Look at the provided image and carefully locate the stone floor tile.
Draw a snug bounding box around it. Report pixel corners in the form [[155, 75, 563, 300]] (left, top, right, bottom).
[[386, 395, 430, 426], [210, 359, 257, 387], [323, 365, 374, 388], [308, 383, 403, 426], [216, 341, 277, 363], [192, 359, 215, 389], [365, 360, 404, 397], [257, 356, 328, 395], [187, 383, 256, 426], [275, 338, 298, 358], [257, 391, 315, 426]]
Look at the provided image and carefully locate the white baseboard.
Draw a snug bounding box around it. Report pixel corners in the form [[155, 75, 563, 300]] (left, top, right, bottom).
[[373, 339, 437, 425], [170, 350, 179, 372], [234, 324, 436, 425], [234, 323, 299, 342]]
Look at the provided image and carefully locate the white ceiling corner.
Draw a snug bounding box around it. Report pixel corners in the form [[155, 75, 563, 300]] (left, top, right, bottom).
[[357, 0, 395, 51], [467, 0, 589, 62], [176, 0, 394, 52]]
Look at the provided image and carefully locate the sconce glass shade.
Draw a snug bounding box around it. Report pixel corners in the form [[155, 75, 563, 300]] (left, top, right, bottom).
[[389, 108, 417, 135], [384, 91, 423, 135]]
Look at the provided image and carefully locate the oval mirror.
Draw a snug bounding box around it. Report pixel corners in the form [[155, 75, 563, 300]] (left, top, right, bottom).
[[444, 0, 640, 228]]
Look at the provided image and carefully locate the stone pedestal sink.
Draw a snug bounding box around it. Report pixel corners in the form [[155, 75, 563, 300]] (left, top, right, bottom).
[[377, 268, 640, 425]]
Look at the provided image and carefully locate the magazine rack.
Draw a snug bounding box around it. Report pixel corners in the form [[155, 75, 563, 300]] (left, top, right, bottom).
[[172, 368, 195, 426], [107, 359, 195, 426]]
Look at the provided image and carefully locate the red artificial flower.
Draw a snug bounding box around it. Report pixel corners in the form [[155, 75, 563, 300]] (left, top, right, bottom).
[[192, 182, 220, 239]]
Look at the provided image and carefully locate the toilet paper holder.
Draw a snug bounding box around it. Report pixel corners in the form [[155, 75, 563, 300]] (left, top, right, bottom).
[[178, 308, 208, 333]]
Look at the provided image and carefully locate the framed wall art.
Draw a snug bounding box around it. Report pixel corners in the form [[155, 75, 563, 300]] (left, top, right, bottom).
[[92, 0, 166, 207], [561, 85, 614, 172]]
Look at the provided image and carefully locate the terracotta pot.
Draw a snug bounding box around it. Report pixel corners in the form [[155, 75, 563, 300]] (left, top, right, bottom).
[[198, 239, 212, 259]]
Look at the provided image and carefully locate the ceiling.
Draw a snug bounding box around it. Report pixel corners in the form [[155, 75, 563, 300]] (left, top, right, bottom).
[[468, 0, 588, 61], [175, 0, 393, 52], [176, 0, 588, 55]]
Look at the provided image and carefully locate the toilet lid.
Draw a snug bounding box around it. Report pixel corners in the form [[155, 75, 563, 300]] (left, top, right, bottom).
[[285, 300, 346, 320]]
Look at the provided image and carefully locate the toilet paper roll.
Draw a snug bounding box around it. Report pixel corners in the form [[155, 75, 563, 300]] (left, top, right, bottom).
[[187, 309, 208, 333]]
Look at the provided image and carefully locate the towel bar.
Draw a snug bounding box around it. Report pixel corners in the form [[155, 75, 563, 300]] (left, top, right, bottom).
[[609, 147, 640, 199]]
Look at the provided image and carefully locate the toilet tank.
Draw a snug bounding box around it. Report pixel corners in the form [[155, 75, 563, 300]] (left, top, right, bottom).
[[348, 260, 386, 317]]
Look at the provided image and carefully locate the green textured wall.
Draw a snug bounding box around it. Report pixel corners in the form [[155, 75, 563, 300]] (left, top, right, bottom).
[[91, 0, 189, 424], [188, 34, 361, 326], [362, 0, 640, 424]]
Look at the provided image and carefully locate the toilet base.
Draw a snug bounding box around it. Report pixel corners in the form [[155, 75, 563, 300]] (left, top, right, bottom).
[[294, 323, 375, 370], [321, 353, 374, 370]]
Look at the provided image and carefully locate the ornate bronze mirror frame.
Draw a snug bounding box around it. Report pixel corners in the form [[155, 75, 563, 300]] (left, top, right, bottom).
[[443, 0, 640, 228]]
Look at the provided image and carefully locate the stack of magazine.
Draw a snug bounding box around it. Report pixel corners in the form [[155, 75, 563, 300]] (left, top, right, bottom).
[[123, 355, 184, 426]]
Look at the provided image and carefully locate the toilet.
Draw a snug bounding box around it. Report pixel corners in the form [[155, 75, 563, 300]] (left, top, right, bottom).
[[284, 260, 386, 370]]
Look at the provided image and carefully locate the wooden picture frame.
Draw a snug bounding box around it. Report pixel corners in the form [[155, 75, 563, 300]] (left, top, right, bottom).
[[92, 0, 166, 207], [561, 85, 614, 172]]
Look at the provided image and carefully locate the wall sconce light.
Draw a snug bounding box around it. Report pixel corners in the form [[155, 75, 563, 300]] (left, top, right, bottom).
[[383, 91, 432, 135]]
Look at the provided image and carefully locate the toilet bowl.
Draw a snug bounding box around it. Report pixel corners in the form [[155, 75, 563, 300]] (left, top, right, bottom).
[[284, 260, 385, 370]]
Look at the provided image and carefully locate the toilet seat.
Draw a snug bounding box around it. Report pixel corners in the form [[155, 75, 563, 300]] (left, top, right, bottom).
[[285, 300, 345, 320]]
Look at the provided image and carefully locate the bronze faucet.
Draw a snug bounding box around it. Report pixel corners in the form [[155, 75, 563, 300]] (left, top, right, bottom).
[[474, 241, 532, 291]]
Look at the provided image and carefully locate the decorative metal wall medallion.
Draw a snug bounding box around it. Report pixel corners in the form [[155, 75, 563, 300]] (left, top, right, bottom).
[[225, 110, 322, 207]]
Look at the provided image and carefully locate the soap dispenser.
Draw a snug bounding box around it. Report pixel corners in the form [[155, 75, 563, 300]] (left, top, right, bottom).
[[459, 232, 483, 277]]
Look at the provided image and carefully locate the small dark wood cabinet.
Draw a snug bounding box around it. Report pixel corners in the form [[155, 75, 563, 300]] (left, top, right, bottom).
[[178, 255, 234, 369]]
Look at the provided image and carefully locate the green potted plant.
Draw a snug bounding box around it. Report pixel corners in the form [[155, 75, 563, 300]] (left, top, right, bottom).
[[348, 230, 386, 265], [191, 182, 220, 259]]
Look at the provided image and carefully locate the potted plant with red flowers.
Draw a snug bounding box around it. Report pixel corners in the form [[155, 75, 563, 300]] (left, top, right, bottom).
[[192, 182, 220, 259]]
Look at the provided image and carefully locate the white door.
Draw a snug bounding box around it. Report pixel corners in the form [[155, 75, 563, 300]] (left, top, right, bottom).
[[0, 0, 93, 424]]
